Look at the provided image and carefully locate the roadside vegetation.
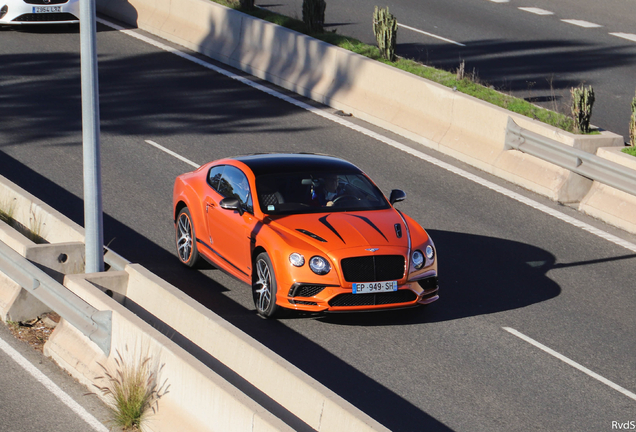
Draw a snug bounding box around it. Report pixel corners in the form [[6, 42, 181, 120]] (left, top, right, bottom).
[[215, 0, 585, 133], [94, 349, 169, 432], [0, 198, 48, 243], [623, 147, 636, 157]]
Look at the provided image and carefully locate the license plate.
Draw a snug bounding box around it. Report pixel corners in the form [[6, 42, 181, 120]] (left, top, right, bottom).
[[352, 281, 397, 294], [33, 6, 62, 13]]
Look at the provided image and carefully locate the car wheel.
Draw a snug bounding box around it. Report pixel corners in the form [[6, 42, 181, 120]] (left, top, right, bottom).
[[175, 207, 200, 268], [253, 252, 280, 318]]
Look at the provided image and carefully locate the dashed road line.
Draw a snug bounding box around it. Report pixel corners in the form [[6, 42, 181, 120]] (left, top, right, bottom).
[[504, 327, 636, 402], [561, 19, 602, 28], [518, 7, 554, 15], [610, 32, 636, 43], [398, 23, 466, 46], [145, 140, 200, 168]]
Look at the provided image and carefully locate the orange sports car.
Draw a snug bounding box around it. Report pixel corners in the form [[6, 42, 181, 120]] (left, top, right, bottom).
[[173, 153, 438, 317]]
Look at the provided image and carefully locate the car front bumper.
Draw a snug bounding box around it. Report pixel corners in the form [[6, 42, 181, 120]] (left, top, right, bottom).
[[0, 0, 79, 24], [284, 273, 439, 313]]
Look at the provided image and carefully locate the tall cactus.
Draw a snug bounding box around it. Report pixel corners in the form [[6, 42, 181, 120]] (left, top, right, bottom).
[[373, 6, 397, 62], [238, 0, 254, 10], [571, 84, 595, 133], [630, 90, 636, 146], [302, 0, 326, 33]]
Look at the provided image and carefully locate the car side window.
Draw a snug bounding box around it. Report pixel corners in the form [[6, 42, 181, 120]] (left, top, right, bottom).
[[221, 166, 253, 214], [208, 166, 225, 191]]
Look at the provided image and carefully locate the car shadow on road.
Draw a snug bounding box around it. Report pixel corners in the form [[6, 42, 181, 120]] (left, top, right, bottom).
[[319, 229, 561, 327]]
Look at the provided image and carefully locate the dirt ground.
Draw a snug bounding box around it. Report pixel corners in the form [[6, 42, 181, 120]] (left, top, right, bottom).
[[6, 312, 61, 352]]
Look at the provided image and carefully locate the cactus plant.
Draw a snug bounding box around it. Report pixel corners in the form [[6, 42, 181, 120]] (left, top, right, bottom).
[[571, 84, 595, 133], [373, 6, 397, 62], [630, 90, 636, 146], [302, 0, 326, 33], [238, 0, 254, 10]]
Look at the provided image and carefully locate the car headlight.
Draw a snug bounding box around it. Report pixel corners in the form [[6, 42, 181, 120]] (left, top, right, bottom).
[[425, 245, 435, 260], [309, 256, 331, 275], [289, 253, 305, 267], [412, 250, 424, 270]]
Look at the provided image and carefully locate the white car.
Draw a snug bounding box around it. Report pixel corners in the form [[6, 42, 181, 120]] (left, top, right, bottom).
[[0, 0, 79, 25]]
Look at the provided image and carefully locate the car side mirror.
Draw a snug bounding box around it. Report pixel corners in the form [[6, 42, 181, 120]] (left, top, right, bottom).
[[220, 197, 244, 215], [389, 189, 406, 205]]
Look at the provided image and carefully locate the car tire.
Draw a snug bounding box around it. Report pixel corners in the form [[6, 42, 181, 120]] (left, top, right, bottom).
[[252, 252, 280, 318], [175, 207, 200, 268]]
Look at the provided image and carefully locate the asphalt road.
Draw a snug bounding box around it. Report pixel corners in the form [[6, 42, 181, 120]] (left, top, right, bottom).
[[0, 325, 110, 432], [1, 18, 636, 432], [261, 0, 636, 140]]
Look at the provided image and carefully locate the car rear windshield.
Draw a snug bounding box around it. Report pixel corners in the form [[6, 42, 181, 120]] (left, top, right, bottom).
[[255, 171, 390, 214]]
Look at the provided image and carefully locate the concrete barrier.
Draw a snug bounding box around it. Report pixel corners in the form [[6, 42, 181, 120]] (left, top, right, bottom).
[[579, 147, 636, 235], [96, 0, 624, 206]]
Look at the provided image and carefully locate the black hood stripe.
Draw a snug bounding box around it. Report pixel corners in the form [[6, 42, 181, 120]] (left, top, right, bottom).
[[348, 214, 388, 242], [319, 215, 345, 244]]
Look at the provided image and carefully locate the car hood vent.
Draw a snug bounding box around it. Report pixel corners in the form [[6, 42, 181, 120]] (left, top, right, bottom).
[[296, 229, 327, 242]]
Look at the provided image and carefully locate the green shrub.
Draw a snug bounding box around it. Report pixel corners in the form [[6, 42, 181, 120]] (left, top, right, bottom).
[[622, 147, 636, 157]]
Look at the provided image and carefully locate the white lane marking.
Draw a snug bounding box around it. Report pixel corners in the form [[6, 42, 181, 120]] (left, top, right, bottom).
[[398, 23, 466, 47], [503, 327, 636, 401], [518, 7, 554, 15], [561, 19, 602, 28], [145, 140, 200, 168], [489, 0, 510, 3], [0, 336, 109, 432], [610, 32, 636, 43], [97, 18, 636, 255]]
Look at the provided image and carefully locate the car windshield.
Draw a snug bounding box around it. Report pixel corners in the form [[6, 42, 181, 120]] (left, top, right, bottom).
[[255, 171, 390, 214]]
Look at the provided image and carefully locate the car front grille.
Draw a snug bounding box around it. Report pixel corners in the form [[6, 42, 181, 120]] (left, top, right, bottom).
[[341, 255, 405, 282], [13, 12, 77, 21], [328, 289, 416, 307]]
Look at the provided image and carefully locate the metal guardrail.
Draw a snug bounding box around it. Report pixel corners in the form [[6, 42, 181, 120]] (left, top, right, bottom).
[[505, 117, 636, 196], [0, 240, 111, 355]]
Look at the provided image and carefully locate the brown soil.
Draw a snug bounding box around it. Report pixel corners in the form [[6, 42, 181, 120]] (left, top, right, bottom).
[[6, 312, 61, 353]]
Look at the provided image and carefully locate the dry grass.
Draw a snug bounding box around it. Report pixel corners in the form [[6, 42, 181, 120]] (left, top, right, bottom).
[[94, 348, 170, 431], [0, 197, 16, 226]]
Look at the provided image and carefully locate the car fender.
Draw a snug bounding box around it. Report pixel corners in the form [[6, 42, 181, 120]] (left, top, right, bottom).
[[252, 222, 342, 295], [173, 173, 209, 245]]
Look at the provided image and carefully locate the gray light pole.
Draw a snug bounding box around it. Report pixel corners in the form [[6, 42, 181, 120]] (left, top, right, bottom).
[[79, 0, 104, 273]]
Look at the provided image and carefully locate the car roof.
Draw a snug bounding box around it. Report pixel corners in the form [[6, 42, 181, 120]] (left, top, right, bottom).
[[231, 153, 361, 176]]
